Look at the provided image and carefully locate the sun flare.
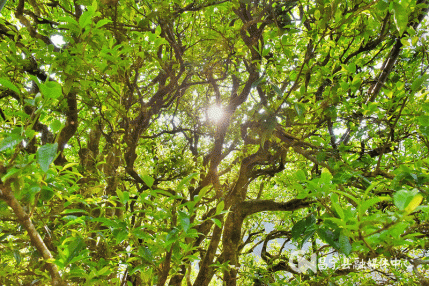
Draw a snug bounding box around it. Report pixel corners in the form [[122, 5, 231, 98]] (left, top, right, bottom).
[[207, 105, 224, 123]]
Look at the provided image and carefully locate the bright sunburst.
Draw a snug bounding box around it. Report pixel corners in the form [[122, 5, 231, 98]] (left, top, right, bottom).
[[207, 105, 224, 123]]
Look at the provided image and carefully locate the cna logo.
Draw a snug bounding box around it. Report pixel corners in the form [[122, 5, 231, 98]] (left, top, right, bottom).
[[289, 250, 318, 273]]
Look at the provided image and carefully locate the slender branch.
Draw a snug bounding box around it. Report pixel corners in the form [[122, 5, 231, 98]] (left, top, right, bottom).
[[0, 184, 66, 285]]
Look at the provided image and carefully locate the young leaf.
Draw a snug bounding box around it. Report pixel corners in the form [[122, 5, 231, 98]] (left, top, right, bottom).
[[216, 201, 224, 215], [37, 143, 58, 172], [142, 174, 154, 188], [0, 78, 20, 94], [79, 10, 95, 29], [211, 218, 222, 228]]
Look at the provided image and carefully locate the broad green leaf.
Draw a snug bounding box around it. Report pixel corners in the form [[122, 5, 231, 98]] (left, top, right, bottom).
[[58, 16, 79, 28], [37, 143, 58, 172], [404, 193, 423, 214], [292, 215, 316, 241], [142, 174, 154, 188], [347, 63, 356, 74], [392, 2, 408, 36], [40, 187, 54, 201], [65, 237, 85, 266], [394, 189, 419, 211], [411, 74, 429, 92], [314, 9, 321, 20], [138, 246, 153, 262], [39, 81, 62, 99], [79, 10, 95, 28], [338, 233, 352, 255], [113, 228, 128, 244], [296, 170, 307, 181], [1, 167, 21, 182], [0, 136, 22, 152], [116, 189, 129, 204], [0, 78, 20, 94], [317, 227, 339, 249]]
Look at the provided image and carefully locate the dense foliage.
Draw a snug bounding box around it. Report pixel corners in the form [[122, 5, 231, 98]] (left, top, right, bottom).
[[1, 0, 429, 285]]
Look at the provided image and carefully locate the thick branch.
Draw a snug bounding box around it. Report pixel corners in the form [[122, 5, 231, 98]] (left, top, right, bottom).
[[240, 198, 315, 218]]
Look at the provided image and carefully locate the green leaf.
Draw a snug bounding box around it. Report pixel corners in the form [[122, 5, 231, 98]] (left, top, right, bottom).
[[178, 210, 190, 232], [177, 173, 197, 191], [404, 193, 423, 214], [251, 76, 265, 89], [338, 234, 352, 255], [331, 193, 344, 220], [359, 197, 382, 217], [394, 189, 419, 211], [272, 84, 282, 97], [0, 136, 22, 152], [58, 16, 79, 28], [96, 18, 112, 29], [0, 233, 10, 242], [142, 174, 154, 188], [79, 10, 95, 29], [37, 143, 58, 172], [40, 187, 54, 201], [216, 201, 224, 215], [116, 189, 129, 204], [13, 250, 21, 265], [292, 215, 316, 241], [65, 237, 85, 266], [0, 78, 20, 94], [92, 218, 120, 228], [347, 63, 356, 74], [294, 102, 305, 118], [113, 228, 128, 244], [411, 74, 429, 92], [392, 2, 408, 36], [155, 25, 161, 36], [317, 227, 339, 249], [295, 170, 307, 181], [314, 9, 321, 20], [138, 246, 153, 263], [39, 81, 62, 99], [211, 218, 222, 228]]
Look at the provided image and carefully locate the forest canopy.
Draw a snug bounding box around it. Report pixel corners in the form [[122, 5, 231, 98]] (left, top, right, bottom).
[[1, 0, 429, 285]]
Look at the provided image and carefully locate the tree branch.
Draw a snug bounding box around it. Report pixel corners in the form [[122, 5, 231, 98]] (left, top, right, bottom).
[[0, 184, 66, 285]]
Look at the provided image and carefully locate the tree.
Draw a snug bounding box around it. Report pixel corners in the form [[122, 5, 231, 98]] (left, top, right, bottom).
[[0, 0, 429, 285]]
